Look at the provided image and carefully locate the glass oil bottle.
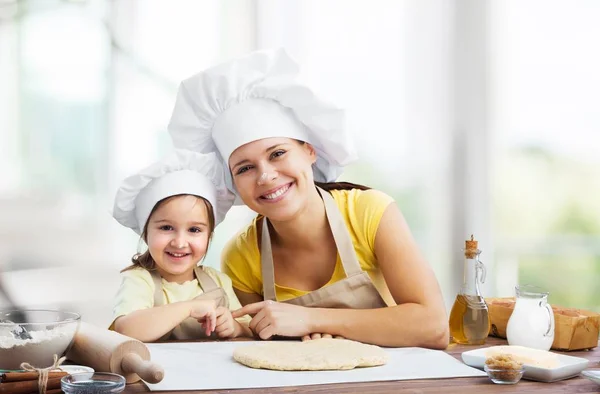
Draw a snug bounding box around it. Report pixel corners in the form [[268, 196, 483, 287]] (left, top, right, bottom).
[[449, 235, 491, 345]]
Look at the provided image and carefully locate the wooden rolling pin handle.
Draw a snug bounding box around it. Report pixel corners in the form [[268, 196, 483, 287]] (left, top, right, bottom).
[[121, 352, 164, 384]]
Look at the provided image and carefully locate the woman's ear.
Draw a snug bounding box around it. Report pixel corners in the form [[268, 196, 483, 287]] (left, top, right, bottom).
[[303, 142, 317, 164]]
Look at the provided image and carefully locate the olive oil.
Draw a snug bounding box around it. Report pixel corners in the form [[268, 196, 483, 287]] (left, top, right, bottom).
[[449, 294, 491, 345], [449, 235, 490, 345]]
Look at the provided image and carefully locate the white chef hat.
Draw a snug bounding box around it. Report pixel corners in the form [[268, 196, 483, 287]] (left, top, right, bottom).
[[112, 150, 235, 235], [167, 48, 357, 192]]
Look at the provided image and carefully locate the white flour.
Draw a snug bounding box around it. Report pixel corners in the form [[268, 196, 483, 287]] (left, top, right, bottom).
[[0, 324, 78, 370]]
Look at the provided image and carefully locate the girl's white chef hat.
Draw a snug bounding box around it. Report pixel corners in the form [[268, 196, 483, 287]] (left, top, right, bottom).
[[167, 48, 357, 192], [112, 150, 235, 235]]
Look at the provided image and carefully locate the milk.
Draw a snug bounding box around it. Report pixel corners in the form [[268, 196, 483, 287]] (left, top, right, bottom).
[[506, 295, 555, 351]]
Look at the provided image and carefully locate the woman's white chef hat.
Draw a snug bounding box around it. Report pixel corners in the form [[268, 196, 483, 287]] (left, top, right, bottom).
[[167, 48, 357, 192], [112, 150, 235, 235]]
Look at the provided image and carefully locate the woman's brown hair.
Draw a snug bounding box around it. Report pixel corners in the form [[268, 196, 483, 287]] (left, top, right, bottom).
[[121, 195, 216, 273], [314, 181, 370, 191]]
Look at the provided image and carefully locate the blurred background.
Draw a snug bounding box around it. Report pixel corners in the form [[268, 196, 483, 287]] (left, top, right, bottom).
[[0, 0, 599, 328]]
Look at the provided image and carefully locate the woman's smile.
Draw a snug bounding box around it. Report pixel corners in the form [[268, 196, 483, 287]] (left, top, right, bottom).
[[259, 182, 293, 203]]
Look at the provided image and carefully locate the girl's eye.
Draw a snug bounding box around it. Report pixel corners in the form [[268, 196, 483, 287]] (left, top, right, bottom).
[[189, 227, 203, 233], [236, 165, 252, 175], [270, 150, 286, 159], [159, 225, 173, 231]]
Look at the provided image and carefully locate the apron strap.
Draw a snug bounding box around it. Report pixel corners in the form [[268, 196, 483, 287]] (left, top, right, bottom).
[[260, 218, 277, 301], [317, 186, 363, 276], [194, 266, 220, 292], [261, 186, 363, 301], [150, 270, 164, 307]]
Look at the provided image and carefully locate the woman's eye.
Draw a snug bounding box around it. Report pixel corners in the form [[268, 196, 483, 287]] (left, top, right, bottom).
[[189, 227, 203, 233], [159, 225, 173, 231], [270, 150, 286, 159], [236, 165, 252, 175]]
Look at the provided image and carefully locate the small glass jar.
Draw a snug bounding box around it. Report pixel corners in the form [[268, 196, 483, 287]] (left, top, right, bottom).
[[61, 372, 126, 393], [484, 365, 525, 384]]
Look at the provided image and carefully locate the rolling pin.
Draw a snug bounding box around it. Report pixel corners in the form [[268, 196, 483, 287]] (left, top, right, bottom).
[[66, 322, 164, 384]]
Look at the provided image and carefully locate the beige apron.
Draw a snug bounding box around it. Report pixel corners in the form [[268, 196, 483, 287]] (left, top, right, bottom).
[[151, 266, 228, 340], [260, 186, 388, 309]]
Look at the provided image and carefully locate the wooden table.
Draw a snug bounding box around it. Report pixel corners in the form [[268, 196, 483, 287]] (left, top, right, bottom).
[[124, 337, 600, 393]]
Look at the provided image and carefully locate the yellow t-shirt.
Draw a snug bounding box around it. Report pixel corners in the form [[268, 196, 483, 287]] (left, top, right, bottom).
[[110, 266, 250, 329], [221, 188, 396, 306]]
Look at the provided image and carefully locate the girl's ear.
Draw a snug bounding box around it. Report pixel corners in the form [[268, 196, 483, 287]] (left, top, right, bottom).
[[303, 142, 317, 164]]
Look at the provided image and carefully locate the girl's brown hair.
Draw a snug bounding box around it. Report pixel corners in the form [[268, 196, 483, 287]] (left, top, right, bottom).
[[121, 195, 216, 273]]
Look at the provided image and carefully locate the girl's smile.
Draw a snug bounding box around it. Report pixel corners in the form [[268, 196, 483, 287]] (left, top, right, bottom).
[[165, 251, 190, 258], [164, 250, 192, 263]]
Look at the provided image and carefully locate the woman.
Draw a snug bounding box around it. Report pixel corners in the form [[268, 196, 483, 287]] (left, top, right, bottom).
[[168, 49, 448, 349]]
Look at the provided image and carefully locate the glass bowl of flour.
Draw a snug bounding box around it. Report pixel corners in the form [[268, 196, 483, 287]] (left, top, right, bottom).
[[0, 310, 80, 370]]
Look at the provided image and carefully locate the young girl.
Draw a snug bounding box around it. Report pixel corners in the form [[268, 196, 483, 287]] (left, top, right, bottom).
[[110, 150, 252, 342]]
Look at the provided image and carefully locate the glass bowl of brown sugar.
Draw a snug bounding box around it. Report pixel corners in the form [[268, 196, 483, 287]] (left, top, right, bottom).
[[484, 353, 525, 384]]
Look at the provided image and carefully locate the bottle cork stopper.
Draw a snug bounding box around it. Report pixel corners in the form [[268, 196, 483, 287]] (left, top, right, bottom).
[[465, 234, 478, 258]]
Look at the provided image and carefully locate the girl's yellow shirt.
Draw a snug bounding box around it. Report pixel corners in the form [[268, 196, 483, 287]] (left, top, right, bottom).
[[110, 265, 250, 329], [221, 188, 396, 306]]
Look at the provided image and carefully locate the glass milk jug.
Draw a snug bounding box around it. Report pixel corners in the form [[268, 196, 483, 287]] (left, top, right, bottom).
[[449, 235, 491, 345], [506, 285, 555, 351]]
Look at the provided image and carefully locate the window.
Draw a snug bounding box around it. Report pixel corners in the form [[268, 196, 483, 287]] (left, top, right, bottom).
[[490, 0, 600, 311]]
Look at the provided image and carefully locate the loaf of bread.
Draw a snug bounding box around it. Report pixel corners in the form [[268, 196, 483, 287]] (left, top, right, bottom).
[[484, 346, 560, 369], [486, 297, 600, 351]]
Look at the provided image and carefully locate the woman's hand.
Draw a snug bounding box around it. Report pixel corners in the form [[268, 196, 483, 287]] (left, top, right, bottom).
[[232, 300, 315, 339], [301, 333, 345, 341], [189, 299, 217, 336]]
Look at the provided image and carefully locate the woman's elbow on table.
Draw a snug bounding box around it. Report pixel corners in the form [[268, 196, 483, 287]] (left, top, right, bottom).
[[421, 314, 450, 350]]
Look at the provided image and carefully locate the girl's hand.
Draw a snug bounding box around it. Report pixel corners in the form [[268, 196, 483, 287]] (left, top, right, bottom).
[[214, 306, 237, 338], [189, 299, 217, 336], [301, 333, 345, 341], [232, 301, 314, 340]]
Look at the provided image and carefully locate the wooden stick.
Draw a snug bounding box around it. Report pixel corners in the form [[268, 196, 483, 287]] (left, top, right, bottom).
[[0, 376, 62, 394], [121, 352, 164, 383], [67, 322, 164, 383], [0, 371, 68, 383]]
